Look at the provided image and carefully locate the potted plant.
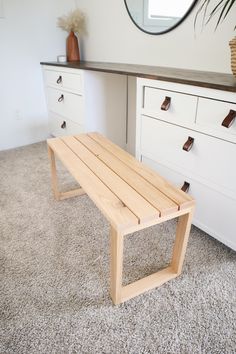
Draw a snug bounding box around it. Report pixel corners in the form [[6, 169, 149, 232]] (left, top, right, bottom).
[[194, 0, 236, 77], [57, 9, 85, 62]]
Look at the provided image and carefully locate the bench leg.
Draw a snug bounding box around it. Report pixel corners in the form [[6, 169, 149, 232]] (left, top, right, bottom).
[[48, 146, 60, 200], [171, 210, 194, 275], [48, 146, 86, 201], [110, 226, 124, 305], [110, 209, 194, 304]]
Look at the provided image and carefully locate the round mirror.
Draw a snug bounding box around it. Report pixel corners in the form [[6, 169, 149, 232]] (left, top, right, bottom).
[[124, 0, 198, 35]]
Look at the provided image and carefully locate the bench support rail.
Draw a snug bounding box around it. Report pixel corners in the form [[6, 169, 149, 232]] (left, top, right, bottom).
[[48, 146, 86, 201], [110, 210, 193, 305]]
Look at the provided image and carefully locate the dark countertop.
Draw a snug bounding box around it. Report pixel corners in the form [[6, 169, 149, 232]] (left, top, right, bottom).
[[40, 61, 236, 93]]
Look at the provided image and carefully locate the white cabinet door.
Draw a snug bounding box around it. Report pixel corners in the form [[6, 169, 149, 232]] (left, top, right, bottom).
[[142, 86, 198, 125], [142, 156, 236, 251], [197, 97, 236, 140], [140, 116, 236, 197], [47, 88, 84, 125], [48, 112, 84, 137], [45, 69, 83, 94]]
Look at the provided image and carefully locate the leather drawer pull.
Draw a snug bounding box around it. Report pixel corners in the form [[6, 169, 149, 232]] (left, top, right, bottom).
[[58, 94, 64, 102], [181, 181, 190, 193], [161, 96, 171, 111], [61, 121, 66, 129], [56, 75, 62, 84], [183, 136, 194, 151], [221, 109, 236, 128]]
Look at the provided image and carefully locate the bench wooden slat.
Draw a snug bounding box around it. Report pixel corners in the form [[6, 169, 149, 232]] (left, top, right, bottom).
[[76, 134, 178, 216], [61, 136, 159, 223], [88, 132, 194, 210], [47, 138, 139, 231], [47, 133, 195, 304]]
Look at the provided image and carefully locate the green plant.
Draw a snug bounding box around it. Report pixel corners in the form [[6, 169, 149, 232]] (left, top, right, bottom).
[[194, 0, 236, 30]]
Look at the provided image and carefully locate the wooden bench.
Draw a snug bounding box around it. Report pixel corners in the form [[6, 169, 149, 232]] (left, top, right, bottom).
[[47, 133, 195, 305]]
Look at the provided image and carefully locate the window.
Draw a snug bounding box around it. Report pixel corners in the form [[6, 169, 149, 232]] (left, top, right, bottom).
[[143, 0, 191, 31], [148, 0, 192, 19]]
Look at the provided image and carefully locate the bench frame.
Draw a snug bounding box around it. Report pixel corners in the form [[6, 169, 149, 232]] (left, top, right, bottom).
[[48, 141, 194, 305]]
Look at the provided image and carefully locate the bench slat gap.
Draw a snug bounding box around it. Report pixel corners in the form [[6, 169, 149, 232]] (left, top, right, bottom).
[[47, 138, 138, 231], [61, 136, 159, 223], [87, 132, 194, 210], [75, 134, 178, 216]]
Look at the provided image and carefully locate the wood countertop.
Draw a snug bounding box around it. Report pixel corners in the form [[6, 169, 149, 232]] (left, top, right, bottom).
[[40, 61, 236, 93]]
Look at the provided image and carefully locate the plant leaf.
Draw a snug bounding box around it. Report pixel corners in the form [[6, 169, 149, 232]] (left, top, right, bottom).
[[194, 0, 209, 30], [195, 0, 236, 32], [207, 0, 224, 18], [215, 0, 232, 29], [222, 0, 236, 20]]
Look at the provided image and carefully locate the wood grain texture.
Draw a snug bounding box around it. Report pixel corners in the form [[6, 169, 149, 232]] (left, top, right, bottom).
[[88, 132, 194, 210], [75, 134, 178, 216], [110, 226, 124, 305], [58, 188, 86, 200], [171, 210, 194, 275], [47, 133, 195, 304], [121, 266, 177, 303], [61, 136, 159, 223], [40, 61, 236, 93], [47, 138, 138, 231], [48, 146, 60, 201]]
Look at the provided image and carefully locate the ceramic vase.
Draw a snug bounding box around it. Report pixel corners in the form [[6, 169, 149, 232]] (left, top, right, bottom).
[[66, 31, 80, 62]]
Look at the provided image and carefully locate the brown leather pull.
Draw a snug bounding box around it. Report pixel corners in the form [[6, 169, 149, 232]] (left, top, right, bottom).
[[161, 96, 171, 111], [221, 109, 236, 128], [61, 121, 66, 129], [56, 75, 62, 84], [183, 136, 194, 151], [58, 94, 64, 102], [181, 181, 190, 193]]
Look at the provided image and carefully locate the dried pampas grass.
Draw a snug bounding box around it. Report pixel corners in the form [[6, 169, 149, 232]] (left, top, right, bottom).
[[57, 9, 85, 34]]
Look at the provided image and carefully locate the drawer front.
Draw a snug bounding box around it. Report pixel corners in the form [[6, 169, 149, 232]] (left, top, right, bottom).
[[45, 69, 82, 94], [140, 116, 236, 196], [143, 86, 197, 124], [197, 97, 236, 139], [49, 113, 84, 137], [47, 88, 84, 124], [142, 156, 236, 251]]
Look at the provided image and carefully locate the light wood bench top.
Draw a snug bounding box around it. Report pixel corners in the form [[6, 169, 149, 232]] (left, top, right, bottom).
[[47, 133, 194, 231]]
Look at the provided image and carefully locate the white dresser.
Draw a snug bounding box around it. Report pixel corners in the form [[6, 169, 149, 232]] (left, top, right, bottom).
[[43, 65, 85, 137], [136, 78, 236, 250], [41, 61, 236, 250], [42, 65, 127, 148]]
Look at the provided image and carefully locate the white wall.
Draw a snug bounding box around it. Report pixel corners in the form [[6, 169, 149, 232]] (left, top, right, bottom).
[[76, 0, 235, 73], [0, 0, 75, 150], [0, 0, 235, 150]]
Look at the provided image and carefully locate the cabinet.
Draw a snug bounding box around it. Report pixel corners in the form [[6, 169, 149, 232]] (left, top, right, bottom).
[[41, 61, 236, 250], [136, 78, 236, 250], [43, 66, 84, 136], [42, 65, 127, 148]]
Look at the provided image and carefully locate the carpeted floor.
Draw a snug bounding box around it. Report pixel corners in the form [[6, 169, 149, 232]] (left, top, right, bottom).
[[0, 141, 235, 354]]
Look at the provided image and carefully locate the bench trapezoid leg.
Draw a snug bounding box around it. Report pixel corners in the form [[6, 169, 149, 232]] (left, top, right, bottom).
[[110, 226, 124, 305]]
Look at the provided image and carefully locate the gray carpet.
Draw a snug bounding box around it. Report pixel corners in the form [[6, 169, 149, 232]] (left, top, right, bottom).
[[0, 141, 235, 354]]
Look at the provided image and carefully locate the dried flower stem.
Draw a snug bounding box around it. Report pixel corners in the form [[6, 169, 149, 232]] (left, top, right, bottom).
[[57, 9, 85, 34]]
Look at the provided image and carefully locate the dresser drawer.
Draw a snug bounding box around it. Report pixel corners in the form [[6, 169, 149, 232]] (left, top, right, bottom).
[[197, 97, 236, 139], [49, 112, 84, 137], [142, 156, 236, 251], [45, 69, 83, 94], [143, 86, 197, 125], [140, 116, 236, 196], [47, 88, 84, 125]]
